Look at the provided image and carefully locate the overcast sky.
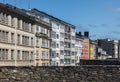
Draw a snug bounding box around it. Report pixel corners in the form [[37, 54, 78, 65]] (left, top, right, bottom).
[[1, 0, 120, 40]]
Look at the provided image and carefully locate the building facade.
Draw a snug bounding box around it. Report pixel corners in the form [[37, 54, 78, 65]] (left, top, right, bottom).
[[0, 3, 35, 66], [96, 39, 120, 59], [89, 41, 96, 59], [35, 21, 51, 66], [75, 33, 82, 64], [30, 9, 76, 66], [81, 32, 90, 60]]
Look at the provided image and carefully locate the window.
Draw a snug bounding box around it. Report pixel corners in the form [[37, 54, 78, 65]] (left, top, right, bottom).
[[71, 28, 75, 32], [36, 25, 39, 32], [56, 43, 59, 48], [0, 12, 4, 22], [42, 38, 45, 47], [56, 53, 59, 57], [42, 38, 48, 48], [65, 42, 71, 48], [72, 52, 74, 56], [83, 45, 88, 49], [31, 25, 34, 33], [60, 41, 64, 46], [72, 59, 75, 63], [0, 49, 1, 59], [5, 49, 8, 59], [36, 63, 39, 66], [17, 34, 20, 44], [43, 17, 50, 23], [56, 34, 59, 39], [83, 53, 88, 56], [72, 44, 75, 48], [4, 14, 7, 24], [18, 20, 20, 29], [17, 50, 20, 60], [0, 30, 1, 41], [42, 51, 48, 59], [36, 50, 39, 59], [51, 51, 56, 58], [42, 63, 46, 66], [36, 37, 39, 47], [22, 51, 29, 60], [30, 51, 34, 60], [65, 34, 71, 40], [61, 25, 65, 29], [65, 50, 71, 56], [0, 30, 8, 42], [11, 17, 14, 27], [64, 59, 71, 64], [0, 49, 8, 60], [11, 50, 14, 60], [60, 50, 64, 55], [60, 59, 64, 64], [51, 32, 56, 39], [47, 30, 49, 35], [22, 36, 30, 46], [65, 27, 71, 32], [11, 33, 14, 43], [60, 33, 64, 38], [6, 32, 8, 42], [31, 38, 33, 46], [72, 36, 75, 40], [41, 27, 45, 34], [51, 41, 56, 48], [22, 51, 25, 60], [57, 23, 59, 29]]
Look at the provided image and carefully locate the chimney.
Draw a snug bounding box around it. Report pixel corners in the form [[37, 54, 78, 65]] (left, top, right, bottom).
[[84, 32, 89, 37], [79, 32, 82, 36]]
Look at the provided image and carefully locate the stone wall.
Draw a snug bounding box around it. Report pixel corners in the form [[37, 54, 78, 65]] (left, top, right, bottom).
[[0, 66, 120, 82]]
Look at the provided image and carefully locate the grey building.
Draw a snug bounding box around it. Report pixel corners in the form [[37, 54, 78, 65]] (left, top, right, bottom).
[[96, 39, 120, 59]]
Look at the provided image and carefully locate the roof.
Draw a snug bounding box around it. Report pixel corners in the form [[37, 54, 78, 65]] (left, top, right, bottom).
[[0, 3, 51, 27], [76, 33, 89, 40], [0, 3, 36, 23], [31, 8, 76, 28]]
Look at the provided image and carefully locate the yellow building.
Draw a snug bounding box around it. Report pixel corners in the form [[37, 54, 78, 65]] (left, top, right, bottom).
[[90, 41, 96, 60], [35, 19, 51, 66]]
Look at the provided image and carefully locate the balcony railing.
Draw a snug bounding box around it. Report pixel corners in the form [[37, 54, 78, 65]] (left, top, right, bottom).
[[36, 32, 50, 39], [65, 30, 71, 33]]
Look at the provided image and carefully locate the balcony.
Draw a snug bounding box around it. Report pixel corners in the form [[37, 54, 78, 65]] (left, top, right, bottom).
[[64, 38, 71, 42], [41, 58, 50, 60], [64, 47, 71, 50], [35, 18, 50, 27], [36, 32, 50, 39], [65, 30, 71, 33], [64, 55, 71, 59], [35, 57, 39, 60]]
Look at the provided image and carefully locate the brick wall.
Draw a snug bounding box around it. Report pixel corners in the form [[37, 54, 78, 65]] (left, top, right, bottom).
[[0, 66, 119, 82]]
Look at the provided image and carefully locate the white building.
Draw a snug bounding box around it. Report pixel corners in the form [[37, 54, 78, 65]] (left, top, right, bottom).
[[75, 33, 82, 64]]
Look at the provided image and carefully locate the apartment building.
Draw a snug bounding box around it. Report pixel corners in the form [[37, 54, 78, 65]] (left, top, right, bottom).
[[81, 32, 90, 59], [75, 33, 82, 64], [20, 8, 52, 66], [89, 41, 96, 59], [97, 39, 120, 59], [0, 3, 35, 66], [35, 20, 51, 66], [30, 9, 76, 66]]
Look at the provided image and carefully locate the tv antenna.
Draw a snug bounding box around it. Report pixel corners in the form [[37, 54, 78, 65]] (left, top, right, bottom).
[[14, 0, 17, 6], [3, 0, 5, 3], [28, 0, 31, 10]]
